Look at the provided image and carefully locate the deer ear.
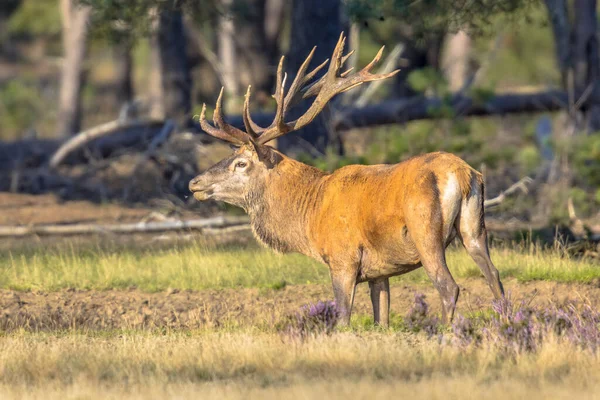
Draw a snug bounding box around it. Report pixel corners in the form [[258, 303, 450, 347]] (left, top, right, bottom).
[[248, 140, 280, 168]]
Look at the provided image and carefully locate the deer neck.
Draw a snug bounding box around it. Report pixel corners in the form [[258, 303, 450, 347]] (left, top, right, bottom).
[[247, 157, 326, 256]]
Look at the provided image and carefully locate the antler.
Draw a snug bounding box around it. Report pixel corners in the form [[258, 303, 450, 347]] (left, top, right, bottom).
[[199, 32, 399, 146]]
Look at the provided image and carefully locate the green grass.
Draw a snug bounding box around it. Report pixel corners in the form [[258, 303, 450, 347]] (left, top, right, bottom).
[[0, 242, 597, 292]]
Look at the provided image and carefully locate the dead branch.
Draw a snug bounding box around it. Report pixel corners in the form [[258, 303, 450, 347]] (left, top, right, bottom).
[[49, 118, 166, 169], [0, 216, 249, 237], [567, 197, 600, 240], [484, 177, 533, 208], [122, 120, 176, 201]]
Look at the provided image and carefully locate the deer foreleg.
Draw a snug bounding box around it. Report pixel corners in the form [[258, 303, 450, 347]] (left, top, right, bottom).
[[330, 268, 357, 326], [369, 278, 390, 327]]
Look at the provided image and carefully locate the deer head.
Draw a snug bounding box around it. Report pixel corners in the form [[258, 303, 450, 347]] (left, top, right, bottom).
[[189, 33, 398, 209]]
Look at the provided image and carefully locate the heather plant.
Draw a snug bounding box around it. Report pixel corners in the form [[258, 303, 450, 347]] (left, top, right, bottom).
[[405, 293, 440, 336], [485, 295, 542, 353], [452, 314, 482, 347], [452, 295, 600, 354], [280, 300, 339, 340]]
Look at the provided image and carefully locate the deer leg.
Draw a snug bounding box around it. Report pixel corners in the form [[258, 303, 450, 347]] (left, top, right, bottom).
[[419, 249, 460, 324], [457, 229, 504, 300], [369, 278, 390, 327], [456, 184, 505, 300], [330, 268, 357, 327]]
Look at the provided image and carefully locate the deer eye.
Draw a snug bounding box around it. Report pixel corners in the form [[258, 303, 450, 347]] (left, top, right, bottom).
[[235, 160, 248, 169]]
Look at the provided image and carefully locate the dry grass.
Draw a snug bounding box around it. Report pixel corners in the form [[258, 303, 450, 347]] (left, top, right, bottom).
[[0, 331, 598, 399]]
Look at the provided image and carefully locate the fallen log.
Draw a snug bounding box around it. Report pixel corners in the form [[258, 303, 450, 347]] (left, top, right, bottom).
[[49, 119, 166, 169], [0, 215, 249, 237], [219, 90, 570, 132]]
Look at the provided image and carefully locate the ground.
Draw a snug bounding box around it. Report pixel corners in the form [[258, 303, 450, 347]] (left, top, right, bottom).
[[1, 192, 599, 399], [1, 279, 599, 331]]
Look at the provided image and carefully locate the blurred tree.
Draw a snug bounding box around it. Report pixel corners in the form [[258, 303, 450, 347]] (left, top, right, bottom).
[[346, 0, 533, 98], [441, 31, 472, 93], [0, 0, 20, 56], [544, 0, 600, 133], [156, 3, 192, 126], [217, 0, 285, 106], [113, 41, 133, 107], [277, 0, 347, 154], [57, 0, 91, 136]]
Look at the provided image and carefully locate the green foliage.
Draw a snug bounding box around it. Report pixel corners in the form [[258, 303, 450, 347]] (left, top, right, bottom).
[[7, 0, 61, 36], [571, 134, 600, 188], [0, 80, 44, 139], [470, 87, 496, 105], [80, 0, 219, 42], [346, 0, 537, 38], [474, 5, 560, 88], [517, 145, 541, 175], [406, 67, 448, 95]]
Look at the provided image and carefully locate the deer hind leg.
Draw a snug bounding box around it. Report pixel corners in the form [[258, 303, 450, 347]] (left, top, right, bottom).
[[407, 197, 460, 324], [456, 181, 505, 300], [369, 278, 390, 327], [418, 247, 459, 324]]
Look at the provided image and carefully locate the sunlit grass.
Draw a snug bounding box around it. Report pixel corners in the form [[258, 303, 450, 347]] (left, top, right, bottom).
[[0, 241, 597, 292], [0, 330, 598, 399]]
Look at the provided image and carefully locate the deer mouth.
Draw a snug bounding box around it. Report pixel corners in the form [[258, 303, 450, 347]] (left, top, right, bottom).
[[192, 190, 212, 201]]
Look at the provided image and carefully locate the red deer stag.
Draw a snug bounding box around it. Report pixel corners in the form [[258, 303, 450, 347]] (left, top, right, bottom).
[[189, 33, 504, 326]]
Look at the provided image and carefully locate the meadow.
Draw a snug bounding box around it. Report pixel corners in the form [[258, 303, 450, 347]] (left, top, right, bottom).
[[1, 239, 599, 292], [0, 238, 599, 399]]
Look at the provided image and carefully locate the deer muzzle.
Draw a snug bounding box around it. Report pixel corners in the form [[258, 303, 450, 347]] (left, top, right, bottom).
[[189, 176, 213, 201]]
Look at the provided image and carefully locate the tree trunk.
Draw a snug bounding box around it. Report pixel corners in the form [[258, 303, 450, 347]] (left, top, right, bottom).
[[217, 0, 240, 110], [235, 0, 271, 96], [264, 0, 285, 62], [442, 30, 472, 92], [278, 0, 347, 155], [544, 0, 571, 86], [57, 0, 91, 137], [573, 0, 600, 132], [156, 5, 192, 127], [113, 41, 133, 109], [544, 0, 600, 132]]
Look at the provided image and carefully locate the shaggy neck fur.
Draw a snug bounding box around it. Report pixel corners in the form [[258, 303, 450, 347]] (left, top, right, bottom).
[[246, 154, 327, 257]]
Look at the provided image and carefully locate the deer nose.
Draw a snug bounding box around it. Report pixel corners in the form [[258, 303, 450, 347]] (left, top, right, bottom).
[[189, 176, 203, 192]]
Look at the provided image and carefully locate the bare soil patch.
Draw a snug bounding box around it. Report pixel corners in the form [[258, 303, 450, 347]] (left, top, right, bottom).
[[0, 192, 150, 226], [1, 279, 599, 331]]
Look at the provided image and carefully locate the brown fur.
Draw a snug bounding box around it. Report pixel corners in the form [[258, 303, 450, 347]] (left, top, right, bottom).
[[190, 147, 504, 327]]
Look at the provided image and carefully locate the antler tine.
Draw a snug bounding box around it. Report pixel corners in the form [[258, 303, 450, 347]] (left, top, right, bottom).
[[303, 57, 329, 85], [283, 46, 316, 109], [212, 87, 252, 144], [283, 53, 330, 110], [326, 32, 346, 79], [300, 35, 354, 101], [268, 56, 285, 128], [199, 103, 246, 145], [242, 85, 263, 138], [256, 32, 398, 145], [273, 72, 290, 133], [363, 45, 385, 73]]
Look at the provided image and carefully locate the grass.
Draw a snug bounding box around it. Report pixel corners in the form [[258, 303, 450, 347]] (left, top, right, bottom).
[[0, 241, 598, 292], [0, 330, 598, 399], [0, 240, 599, 399]]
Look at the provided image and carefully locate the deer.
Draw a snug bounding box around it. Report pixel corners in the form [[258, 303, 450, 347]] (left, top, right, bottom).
[[189, 33, 505, 327]]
